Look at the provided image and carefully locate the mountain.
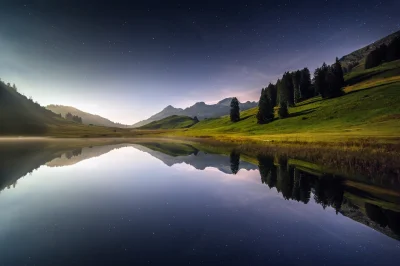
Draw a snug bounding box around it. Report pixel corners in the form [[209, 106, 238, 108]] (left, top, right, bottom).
[[339, 30, 400, 70], [138, 115, 198, 130], [0, 81, 73, 135], [47, 105, 127, 128], [132, 105, 184, 128], [132, 97, 257, 128]]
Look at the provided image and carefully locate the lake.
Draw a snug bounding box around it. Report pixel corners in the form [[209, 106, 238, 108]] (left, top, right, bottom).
[[0, 139, 399, 266]]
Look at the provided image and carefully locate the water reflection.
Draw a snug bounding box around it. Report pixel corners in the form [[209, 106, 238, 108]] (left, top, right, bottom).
[[257, 154, 400, 240], [0, 139, 400, 265], [230, 150, 240, 175], [0, 139, 399, 244]]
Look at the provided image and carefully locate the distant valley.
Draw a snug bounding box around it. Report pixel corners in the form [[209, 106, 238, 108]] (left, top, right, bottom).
[[131, 98, 258, 128], [46, 98, 258, 129]]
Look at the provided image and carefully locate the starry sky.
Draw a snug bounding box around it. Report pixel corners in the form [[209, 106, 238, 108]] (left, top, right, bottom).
[[1, 0, 399, 124]]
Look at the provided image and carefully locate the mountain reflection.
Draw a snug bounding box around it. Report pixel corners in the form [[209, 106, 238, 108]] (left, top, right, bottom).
[[0, 140, 399, 241], [132, 142, 258, 174]]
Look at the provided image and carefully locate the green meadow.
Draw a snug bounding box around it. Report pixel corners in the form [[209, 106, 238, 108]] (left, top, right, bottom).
[[138, 115, 198, 130], [157, 60, 400, 145]]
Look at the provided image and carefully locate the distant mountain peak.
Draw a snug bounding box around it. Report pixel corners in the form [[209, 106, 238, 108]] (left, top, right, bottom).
[[164, 105, 175, 110], [217, 97, 234, 106], [131, 97, 258, 128]]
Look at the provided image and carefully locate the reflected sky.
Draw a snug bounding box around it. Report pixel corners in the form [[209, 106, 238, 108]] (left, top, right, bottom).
[[0, 146, 399, 266]]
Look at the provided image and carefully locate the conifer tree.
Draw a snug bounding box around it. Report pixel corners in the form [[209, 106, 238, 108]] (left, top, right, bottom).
[[386, 37, 400, 62], [278, 78, 289, 119], [313, 63, 328, 98], [230, 97, 240, 122], [365, 49, 382, 69], [292, 70, 301, 104], [314, 60, 343, 99], [333, 57, 344, 88], [66, 112, 73, 120], [300, 68, 312, 99], [266, 83, 277, 107], [278, 100, 289, 118], [257, 88, 274, 124], [276, 79, 282, 104], [283, 72, 295, 106]]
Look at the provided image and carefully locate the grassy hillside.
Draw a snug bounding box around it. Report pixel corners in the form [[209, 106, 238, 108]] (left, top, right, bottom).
[[47, 105, 127, 128], [345, 60, 400, 85], [139, 115, 198, 130], [339, 30, 400, 71], [0, 81, 130, 137], [0, 82, 70, 134], [166, 60, 400, 144]]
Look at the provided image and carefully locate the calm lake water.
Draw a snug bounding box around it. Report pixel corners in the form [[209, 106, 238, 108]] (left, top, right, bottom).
[[0, 140, 399, 266]]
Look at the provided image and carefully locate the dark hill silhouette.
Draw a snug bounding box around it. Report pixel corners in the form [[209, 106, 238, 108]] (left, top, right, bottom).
[[0, 81, 73, 135], [339, 30, 400, 70]]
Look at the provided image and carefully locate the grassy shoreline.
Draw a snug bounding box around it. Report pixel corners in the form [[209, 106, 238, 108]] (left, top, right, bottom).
[[1, 136, 399, 181]]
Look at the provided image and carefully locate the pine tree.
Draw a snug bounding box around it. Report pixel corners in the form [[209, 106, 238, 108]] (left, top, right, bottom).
[[314, 61, 343, 99], [365, 49, 382, 69], [283, 72, 295, 106], [230, 97, 240, 122], [278, 72, 289, 106], [292, 70, 301, 104], [299, 68, 312, 99], [325, 67, 337, 98], [278, 100, 289, 118], [386, 37, 400, 62], [265, 83, 277, 107], [278, 78, 289, 119], [276, 79, 282, 104], [257, 88, 274, 124], [378, 44, 388, 63], [66, 112, 73, 120], [313, 63, 329, 98], [333, 57, 344, 88]]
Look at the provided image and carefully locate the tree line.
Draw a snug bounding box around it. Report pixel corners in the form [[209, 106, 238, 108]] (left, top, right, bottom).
[[230, 150, 400, 236], [365, 37, 400, 69], [65, 112, 83, 123], [230, 57, 345, 123]]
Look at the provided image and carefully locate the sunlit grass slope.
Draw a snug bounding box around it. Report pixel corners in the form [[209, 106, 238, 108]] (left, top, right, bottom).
[[171, 60, 400, 143], [139, 115, 198, 130]]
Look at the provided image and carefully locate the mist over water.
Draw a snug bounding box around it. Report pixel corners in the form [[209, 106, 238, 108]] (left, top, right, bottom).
[[0, 141, 399, 266]]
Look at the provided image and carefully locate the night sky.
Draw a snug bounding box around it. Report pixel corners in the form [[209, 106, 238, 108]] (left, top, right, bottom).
[[1, 0, 399, 124]]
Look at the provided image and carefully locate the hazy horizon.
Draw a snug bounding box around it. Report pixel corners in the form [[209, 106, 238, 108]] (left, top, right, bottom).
[[1, 0, 399, 124]]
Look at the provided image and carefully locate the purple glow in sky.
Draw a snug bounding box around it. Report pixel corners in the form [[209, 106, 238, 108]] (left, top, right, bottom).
[[1, 0, 399, 124]]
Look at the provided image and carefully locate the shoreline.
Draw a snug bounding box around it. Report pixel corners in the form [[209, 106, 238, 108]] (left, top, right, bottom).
[[1, 135, 399, 180]]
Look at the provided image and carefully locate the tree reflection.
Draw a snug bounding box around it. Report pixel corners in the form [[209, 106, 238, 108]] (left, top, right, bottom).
[[230, 150, 240, 175], [257, 155, 277, 189], [258, 156, 319, 205], [365, 203, 400, 235], [65, 148, 83, 159], [257, 154, 400, 240], [365, 203, 388, 227]]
